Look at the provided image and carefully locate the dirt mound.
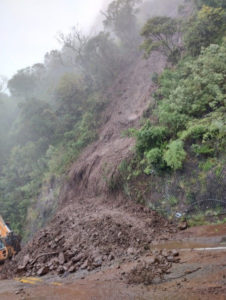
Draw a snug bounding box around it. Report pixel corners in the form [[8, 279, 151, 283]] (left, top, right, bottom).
[[126, 249, 180, 285], [2, 198, 176, 278]]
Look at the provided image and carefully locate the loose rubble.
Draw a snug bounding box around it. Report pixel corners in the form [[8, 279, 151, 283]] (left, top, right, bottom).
[[126, 250, 180, 285], [2, 200, 177, 279]]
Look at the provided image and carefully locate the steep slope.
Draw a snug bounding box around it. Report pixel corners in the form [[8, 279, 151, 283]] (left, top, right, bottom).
[[2, 50, 176, 278], [61, 51, 166, 203]]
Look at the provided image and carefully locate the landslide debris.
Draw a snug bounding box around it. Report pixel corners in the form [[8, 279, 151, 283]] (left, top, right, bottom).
[[2, 199, 176, 279], [126, 249, 180, 285]]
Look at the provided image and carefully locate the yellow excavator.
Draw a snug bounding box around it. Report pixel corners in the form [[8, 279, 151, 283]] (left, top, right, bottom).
[[0, 215, 21, 262]]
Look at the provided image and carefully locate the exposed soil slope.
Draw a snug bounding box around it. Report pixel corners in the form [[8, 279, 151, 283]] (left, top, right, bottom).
[[2, 50, 172, 278], [61, 51, 166, 202]]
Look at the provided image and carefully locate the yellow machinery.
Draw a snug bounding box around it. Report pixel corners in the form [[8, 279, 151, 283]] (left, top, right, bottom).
[[0, 215, 21, 262]]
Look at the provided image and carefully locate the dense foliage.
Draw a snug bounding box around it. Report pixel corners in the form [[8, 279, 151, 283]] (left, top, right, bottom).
[[134, 41, 226, 174], [132, 0, 226, 176], [141, 16, 182, 63]]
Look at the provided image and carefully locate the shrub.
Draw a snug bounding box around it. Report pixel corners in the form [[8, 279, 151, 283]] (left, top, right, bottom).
[[164, 140, 186, 170], [135, 121, 168, 156]]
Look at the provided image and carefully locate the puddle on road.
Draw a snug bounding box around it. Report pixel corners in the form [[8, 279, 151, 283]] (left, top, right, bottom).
[[152, 236, 226, 251], [153, 224, 226, 251]]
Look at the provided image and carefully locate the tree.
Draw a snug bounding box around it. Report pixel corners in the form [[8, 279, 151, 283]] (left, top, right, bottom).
[[11, 98, 58, 145], [103, 0, 141, 51], [184, 5, 225, 56], [57, 26, 89, 70], [54, 73, 86, 130], [141, 16, 182, 63], [8, 65, 45, 98], [196, 0, 226, 9], [82, 32, 123, 88]]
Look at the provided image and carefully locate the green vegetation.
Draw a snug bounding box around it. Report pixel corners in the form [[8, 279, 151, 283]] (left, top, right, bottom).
[[132, 41, 226, 175], [115, 0, 226, 219], [184, 5, 225, 56], [141, 16, 182, 63]]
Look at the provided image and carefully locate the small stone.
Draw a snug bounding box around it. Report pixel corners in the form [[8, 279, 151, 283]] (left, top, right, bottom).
[[108, 254, 114, 261], [93, 256, 103, 267], [57, 266, 64, 275], [178, 221, 187, 230], [69, 265, 76, 273], [162, 250, 168, 257], [72, 254, 84, 263], [81, 260, 88, 270], [127, 247, 135, 255], [167, 256, 180, 263], [37, 266, 49, 276], [58, 252, 65, 265], [172, 249, 179, 257]]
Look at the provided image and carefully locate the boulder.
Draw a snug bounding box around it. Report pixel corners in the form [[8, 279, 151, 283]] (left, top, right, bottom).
[[37, 266, 49, 276]]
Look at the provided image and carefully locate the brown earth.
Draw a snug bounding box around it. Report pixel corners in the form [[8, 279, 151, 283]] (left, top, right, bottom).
[[0, 224, 226, 300]]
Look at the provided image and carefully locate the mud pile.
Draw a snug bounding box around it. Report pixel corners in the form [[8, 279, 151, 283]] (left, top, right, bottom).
[[126, 249, 180, 285], [3, 199, 176, 278]]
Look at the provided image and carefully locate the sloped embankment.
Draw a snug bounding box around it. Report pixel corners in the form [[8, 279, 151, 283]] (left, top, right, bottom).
[[3, 50, 174, 278]]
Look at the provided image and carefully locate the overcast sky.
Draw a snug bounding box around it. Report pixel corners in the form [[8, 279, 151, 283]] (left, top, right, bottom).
[[0, 0, 104, 79]]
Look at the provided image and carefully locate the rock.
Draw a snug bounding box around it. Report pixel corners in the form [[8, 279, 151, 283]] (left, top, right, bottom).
[[93, 256, 103, 268], [58, 252, 65, 265], [37, 266, 49, 276], [17, 254, 30, 271], [57, 266, 65, 275], [69, 265, 76, 273], [55, 235, 64, 243], [147, 257, 157, 264], [108, 254, 114, 261], [162, 250, 168, 257], [171, 249, 179, 257], [167, 256, 180, 263], [81, 260, 88, 270], [178, 221, 187, 230], [127, 247, 135, 255], [167, 256, 174, 262], [72, 253, 84, 263]]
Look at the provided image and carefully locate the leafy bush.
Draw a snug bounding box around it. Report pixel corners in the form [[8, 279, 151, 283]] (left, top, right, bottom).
[[135, 121, 168, 156], [158, 42, 226, 130], [163, 140, 186, 170]]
